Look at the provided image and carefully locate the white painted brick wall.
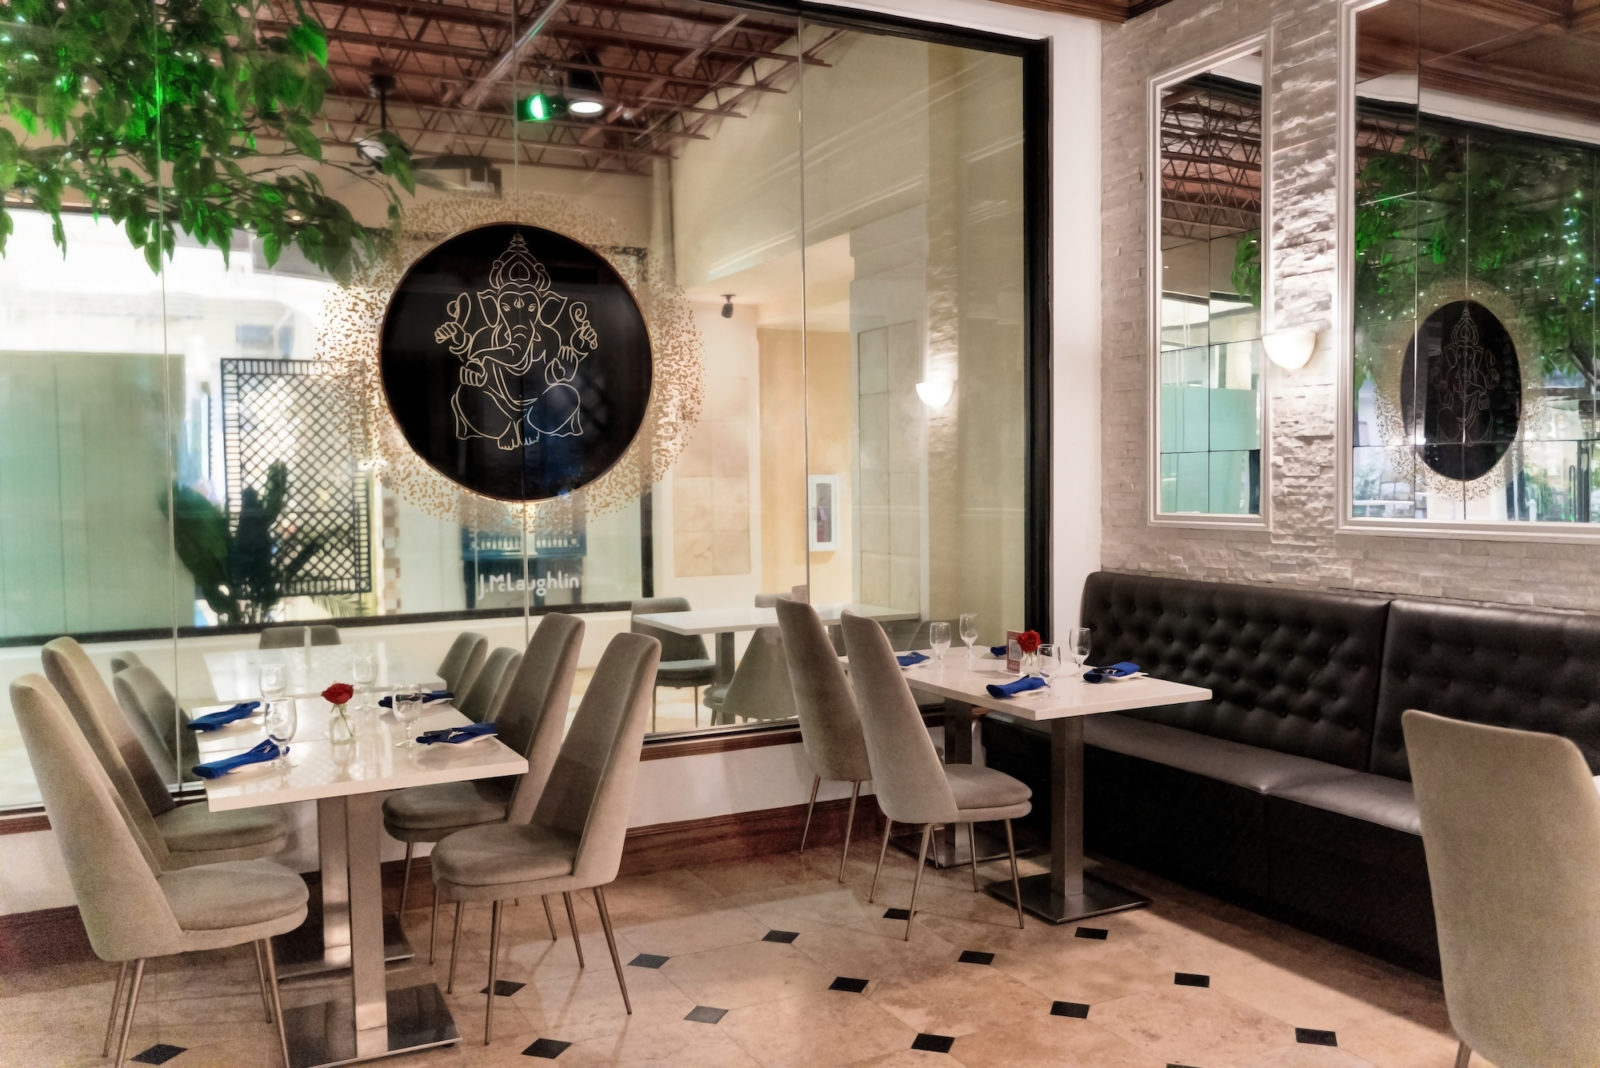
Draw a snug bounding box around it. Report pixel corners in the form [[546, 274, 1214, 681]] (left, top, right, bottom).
[[1099, 0, 1600, 613]]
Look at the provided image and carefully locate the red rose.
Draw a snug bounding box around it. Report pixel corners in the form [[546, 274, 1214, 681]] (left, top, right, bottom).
[[322, 682, 355, 706], [1017, 630, 1041, 654]]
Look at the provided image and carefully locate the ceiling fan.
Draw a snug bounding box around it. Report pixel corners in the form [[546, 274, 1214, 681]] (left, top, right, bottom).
[[355, 71, 503, 196]]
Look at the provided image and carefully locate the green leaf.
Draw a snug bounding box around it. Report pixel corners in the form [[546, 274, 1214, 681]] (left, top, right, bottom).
[[287, 21, 329, 68], [285, 122, 323, 162], [262, 231, 282, 266], [0, 128, 16, 190]]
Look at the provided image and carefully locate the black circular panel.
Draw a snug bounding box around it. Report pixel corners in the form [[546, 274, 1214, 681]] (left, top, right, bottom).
[[380, 224, 652, 501], [1399, 299, 1521, 482]]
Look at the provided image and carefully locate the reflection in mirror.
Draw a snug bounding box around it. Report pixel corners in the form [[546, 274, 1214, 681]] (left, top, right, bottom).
[[1351, 0, 1600, 526], [1156, 50, 1264, 517]]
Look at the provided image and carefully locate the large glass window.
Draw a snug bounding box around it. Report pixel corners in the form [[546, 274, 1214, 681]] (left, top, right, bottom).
[[0, 0, 1042, 809]]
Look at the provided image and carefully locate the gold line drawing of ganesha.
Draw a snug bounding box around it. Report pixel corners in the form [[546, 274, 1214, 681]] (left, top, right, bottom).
[[433, 233, 601, 450]]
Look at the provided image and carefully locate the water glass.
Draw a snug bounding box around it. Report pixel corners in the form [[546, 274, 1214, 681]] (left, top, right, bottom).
[[1037, 643, 1062, 686], [258, 662, 286, 724], [394, 692, 424, 748], [266, 700, 298, 768], [959, 613, 979, 662], [352, 650, 378, 708], [1069, 626, 1093, 674], [929, 621, 951, 662]]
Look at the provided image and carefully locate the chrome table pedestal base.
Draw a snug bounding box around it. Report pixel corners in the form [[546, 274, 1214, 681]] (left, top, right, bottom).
[[280, 983, 458, 1068], [984, 870, 1147, 924]]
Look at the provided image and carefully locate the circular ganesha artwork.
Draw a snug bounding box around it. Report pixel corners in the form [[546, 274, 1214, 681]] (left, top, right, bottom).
[[1399, 299, 1521, 483], [379, 223, 653, 501]]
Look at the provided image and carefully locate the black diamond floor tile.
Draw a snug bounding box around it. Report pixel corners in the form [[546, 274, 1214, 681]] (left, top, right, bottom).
[[1074, 926, 1109, 940], [1174, 972, 1211, 987], [481, 979, 526, 997], [1050, 1000, 1090, 1018], [523, 1038, 572, 1059], [685, 1005, 729, 1025], [132, 1046, 186, 1066], [957, 950, 995, 966], [883, 907, 911, 921], [629, 953, 670, 969], [1296, 1027, 1338, 1046], [911, 1033, 955, 1054], [763, 929, 800, 944], [829, 976, 870, 993]]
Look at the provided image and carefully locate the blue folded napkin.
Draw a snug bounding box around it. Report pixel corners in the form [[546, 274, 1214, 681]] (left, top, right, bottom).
[[187, 701, 261, 731], [989, 645, 1009, 658], [1084, 661, 1141, 684], [896, 652, 929, 667], [986, 675, 1048, 699], [416, 722, 498, 746], [192, 739, 282, 778], [379, 690, 452, 709]]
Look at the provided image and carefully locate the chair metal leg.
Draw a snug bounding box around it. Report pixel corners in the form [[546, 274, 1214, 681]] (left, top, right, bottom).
[[1454, 1041, 1472, 1068], [446, 901, 464, 994], [592, 887, 632, 1014], [651, 688, 658, 733], [542, 894, 558, 940], [484, 901, 504, 1045], [563, 891, 586, 967], [967, 823, 980, 892], [398, 842, 414, 917], [429, 896, 441, 964], [693, 686, 699, 728], [839, 781, 860, 882], [261, 939, 290, 1068], [113, 958, 146, 1068], [102, 960, 129, 1057], [798, 775, 821, 855], [1003, 819, 1025, 930], [253, 939, 274, 1022], [869, 818, 893, 903], [905, 825, 932, 941]]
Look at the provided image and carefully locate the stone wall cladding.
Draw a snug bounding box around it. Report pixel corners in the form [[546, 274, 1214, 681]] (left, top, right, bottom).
[[1100, 0, 1599, 613]]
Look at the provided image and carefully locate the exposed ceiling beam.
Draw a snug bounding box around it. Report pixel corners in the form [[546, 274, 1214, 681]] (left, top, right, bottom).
[[462, 0, 569, 110]]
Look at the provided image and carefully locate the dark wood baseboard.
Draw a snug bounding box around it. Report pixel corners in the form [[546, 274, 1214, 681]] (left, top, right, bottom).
[[0, 794, 882, 971]]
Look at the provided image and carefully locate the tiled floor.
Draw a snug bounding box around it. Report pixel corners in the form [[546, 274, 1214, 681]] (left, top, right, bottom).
[[0, 850, 1471, 1067]]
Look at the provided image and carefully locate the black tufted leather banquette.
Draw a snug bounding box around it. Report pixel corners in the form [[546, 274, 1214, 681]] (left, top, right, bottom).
[[1081, 571, 1392, 770]]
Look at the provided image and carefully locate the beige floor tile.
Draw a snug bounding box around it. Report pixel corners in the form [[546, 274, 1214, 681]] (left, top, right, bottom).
[[587, 868, 727, 927], [687, 852, 822, 897], [556, 1017, 763, 1066], [865, 960, 1055, 1039], [661, 940, 836, 1010], [509, 963, 694, 1044], [990, 933, 1176, 1005], [1232, 1043, 1381, 1067], [1091, 984, 1296, 1063], [719, 988, 918, 1067], [787, 920, 962, 984], [951, 1013, 1155, 1068], [618, 905, 771, 957]]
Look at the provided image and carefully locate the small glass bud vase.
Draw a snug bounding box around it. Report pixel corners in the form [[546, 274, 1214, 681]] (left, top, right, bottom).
[[1021, 651, 1041, 677], [329, 704, 356, 744]]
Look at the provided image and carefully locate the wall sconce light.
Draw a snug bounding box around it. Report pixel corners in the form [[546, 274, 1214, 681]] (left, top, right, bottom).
[[1262, 326, 1319, 371], [915, 377, 954, 409]]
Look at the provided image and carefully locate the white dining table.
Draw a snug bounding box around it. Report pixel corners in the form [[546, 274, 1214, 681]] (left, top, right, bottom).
[[191, 698, 525, 1066], [201, 643, 444, 705], [634, 602, 917, 686], [896, 654, 1211, 923]]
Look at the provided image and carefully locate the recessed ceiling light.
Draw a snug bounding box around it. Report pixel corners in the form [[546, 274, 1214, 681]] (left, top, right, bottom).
[[568, 98, 606, 117]]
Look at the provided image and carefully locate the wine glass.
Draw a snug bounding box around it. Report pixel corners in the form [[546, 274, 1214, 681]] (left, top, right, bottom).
[[394, 692, 424, 748], [959, 613, 979, 663], [266, 699, 298, 768], [352, 650, 377, 709], [258, 662, 286, 724], [929, 621, 951, 663], [1037, 643, 1062, 687], [1069, 626, 1093, 675]]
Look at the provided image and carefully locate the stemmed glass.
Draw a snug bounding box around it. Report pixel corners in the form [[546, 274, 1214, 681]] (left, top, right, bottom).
[[258, 662, 286, 725], [929, 621, 951, 663], [1037, 643, 1062, 688], [352, 650, 378, 710], [959, 613, 979, 664], [266, 700, 298, 768], [1069, 626, 1093, 676], [394, 692, 424, 748]]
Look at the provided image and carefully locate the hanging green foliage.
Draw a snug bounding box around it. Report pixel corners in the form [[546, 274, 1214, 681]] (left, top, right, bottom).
[[0, 0, 415, 282]]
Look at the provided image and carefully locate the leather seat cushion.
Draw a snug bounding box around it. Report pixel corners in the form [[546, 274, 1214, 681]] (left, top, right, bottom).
[[156, 804, 288, 853], [657, 659, 715, 685], [163, 859, 308, 931], [1270, 770, 1421, 835], [1085, 714, 1353, 795], [383, 781, 508, 834], [431, 823, 579, 888], [946, 764, 1031, 821]]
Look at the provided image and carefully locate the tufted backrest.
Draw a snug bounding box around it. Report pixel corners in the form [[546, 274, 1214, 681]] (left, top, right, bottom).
[[1371, 599, 1600, 780], [1080, 571, 1392, 771]]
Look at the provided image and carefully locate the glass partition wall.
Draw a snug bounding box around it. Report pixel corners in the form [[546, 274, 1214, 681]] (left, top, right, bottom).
[[0, 0, 1042, 808]]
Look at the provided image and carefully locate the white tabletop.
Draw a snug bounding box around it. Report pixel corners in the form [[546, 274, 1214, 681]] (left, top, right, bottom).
[[191, 699, 526, 812], [633, 602, 917, 636], [894, 652, 1211, 721], [202, 643, 445, 704]]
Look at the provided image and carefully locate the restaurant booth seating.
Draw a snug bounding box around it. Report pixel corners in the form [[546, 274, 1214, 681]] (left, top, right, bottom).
[[985, 570, 1600, 976]]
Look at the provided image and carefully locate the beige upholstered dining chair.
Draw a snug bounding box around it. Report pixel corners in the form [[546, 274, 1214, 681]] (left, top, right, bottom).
[[109, 650, 145, 674], [630, 596, 714, 730], [112, 663, 192, 785], [430, 631, 660, 1044], [257, 625, 307, 649], [308, 623, 341, 646], [775, 599, 872, 880], [384, 614, 583, 954], [1404, 709, 1600, 1068], [840, 612, 1030, 939], [456, 645, 521, 724], [708, 625, 797, 726], [438, 630, 490, 695], [10, 675, 307, 1068], [42, 637, 289, 868]]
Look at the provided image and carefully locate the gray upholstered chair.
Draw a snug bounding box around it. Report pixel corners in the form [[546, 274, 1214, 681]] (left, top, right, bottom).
[[438, 631, 490, 696], [430, 630, 660, 1044], [109, 650, 145, 674], [839, 612, 1029, 939], [456, 646, 521, 724], [10, 675, 306, 1068], [775, 598, 872, 880], [42, 637, 289, 868], [384, 614, 583, 953], [112, 664, 193, 786], [257, 625, 307, 650], [708, 626, 796, 727], [308, 623, 341, 646], [630, 596, 714, 731], [1403, 709, 1600, 1068]]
